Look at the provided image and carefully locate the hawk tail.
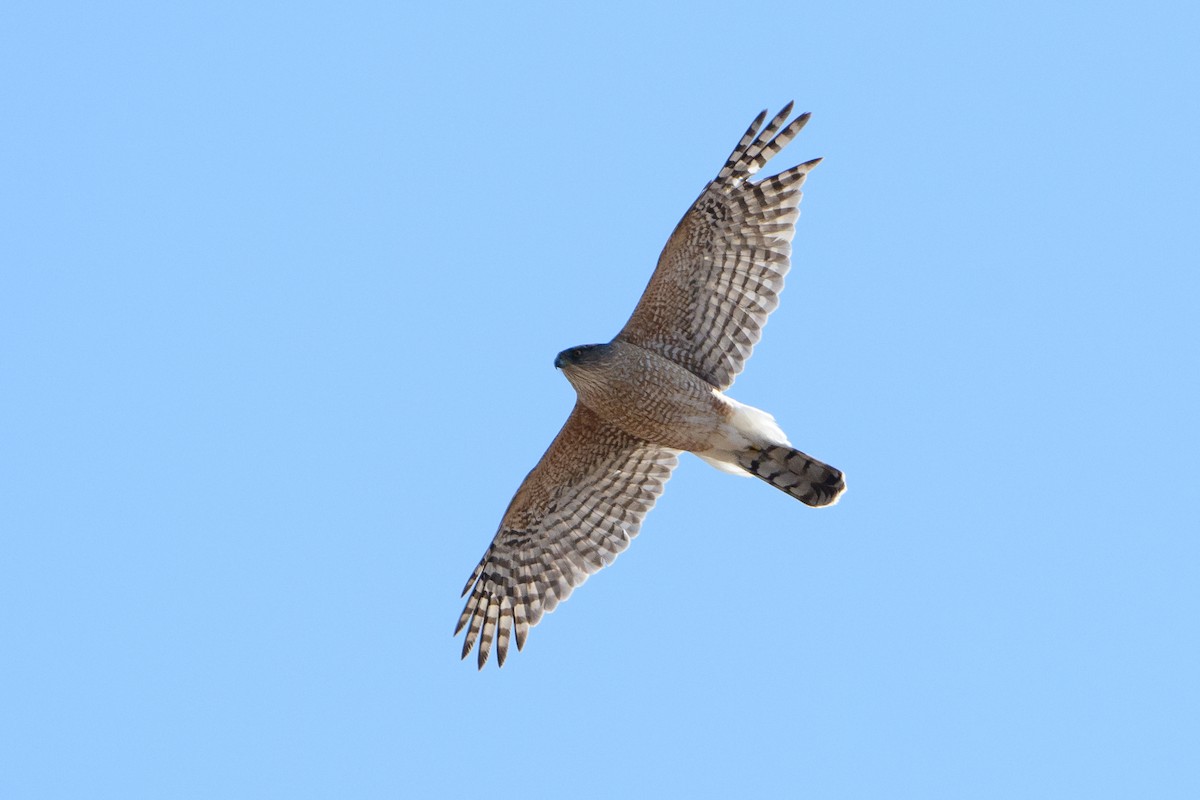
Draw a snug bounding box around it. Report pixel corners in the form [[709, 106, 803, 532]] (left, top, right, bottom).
[[736, 445, 845, 507]]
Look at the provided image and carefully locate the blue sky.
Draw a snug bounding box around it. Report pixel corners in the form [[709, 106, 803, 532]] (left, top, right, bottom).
[[3, 1, 1198, 797]]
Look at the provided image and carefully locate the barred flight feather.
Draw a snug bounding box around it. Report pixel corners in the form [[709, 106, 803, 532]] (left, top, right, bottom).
[[457, 403, 678, 668], [617, 107, 820, 389]]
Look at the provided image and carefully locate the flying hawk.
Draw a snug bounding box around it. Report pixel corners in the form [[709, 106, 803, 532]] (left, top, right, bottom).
[[456, 104, 845, 668]]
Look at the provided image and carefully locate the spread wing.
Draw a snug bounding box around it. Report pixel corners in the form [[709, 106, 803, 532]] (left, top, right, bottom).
[[456, 403, 678, 668], [616, 103, 820, 390]]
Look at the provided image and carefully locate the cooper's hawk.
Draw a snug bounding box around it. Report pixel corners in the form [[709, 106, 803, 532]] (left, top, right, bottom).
[[456, 104, 845, 668]]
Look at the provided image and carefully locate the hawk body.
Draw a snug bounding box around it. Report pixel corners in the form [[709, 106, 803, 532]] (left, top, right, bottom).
[[457, 104, 846, 668], [558, 340, 728, 452]]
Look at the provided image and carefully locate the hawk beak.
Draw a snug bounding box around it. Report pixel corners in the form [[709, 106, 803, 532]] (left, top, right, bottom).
[[554, 353, 565, 369]]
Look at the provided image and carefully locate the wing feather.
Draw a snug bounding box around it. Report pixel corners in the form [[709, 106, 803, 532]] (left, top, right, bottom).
[[456, 403, 678, 668], [616, 105, 820, 389]]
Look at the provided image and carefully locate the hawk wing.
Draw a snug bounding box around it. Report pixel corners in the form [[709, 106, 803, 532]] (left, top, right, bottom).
[[616, 104, 820, 390], [456, 403, 678, 668]]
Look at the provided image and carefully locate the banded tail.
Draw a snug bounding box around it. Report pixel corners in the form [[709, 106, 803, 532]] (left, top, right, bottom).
[[736, 445, 845, 507]]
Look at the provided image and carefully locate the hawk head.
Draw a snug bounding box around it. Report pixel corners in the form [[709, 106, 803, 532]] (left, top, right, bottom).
[[554, 344, 609, 370]]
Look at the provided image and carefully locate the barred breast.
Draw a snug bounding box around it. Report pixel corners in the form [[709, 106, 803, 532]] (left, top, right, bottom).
[[565, 341, 729, 451]]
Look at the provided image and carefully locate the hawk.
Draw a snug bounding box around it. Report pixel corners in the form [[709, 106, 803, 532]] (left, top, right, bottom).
[[456, 104, 845, 668]]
